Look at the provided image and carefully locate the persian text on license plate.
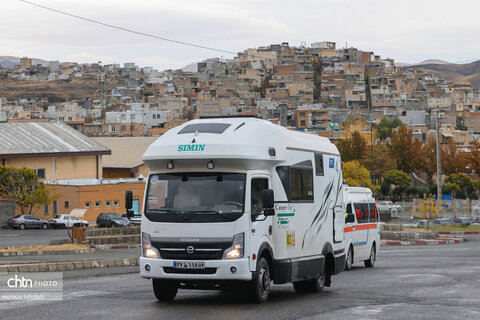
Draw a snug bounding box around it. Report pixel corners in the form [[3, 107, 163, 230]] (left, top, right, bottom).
[[173, 261, 205, 269]]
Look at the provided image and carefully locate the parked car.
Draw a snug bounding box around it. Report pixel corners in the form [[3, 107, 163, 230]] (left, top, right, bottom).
[[121, 212, 142, 225], [453, 217, 474, 224], [472, 217, 480, 226], [404, 220, 428, 228], [377, 201, 402, 213], [49, 215, 89, 228], [7, 215, 49, 230], [96, 213, 130, 228], [435, 218, 454, 225]]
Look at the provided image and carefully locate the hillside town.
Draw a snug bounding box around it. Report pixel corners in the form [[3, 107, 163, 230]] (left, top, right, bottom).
[[1, 41, 480, 220]]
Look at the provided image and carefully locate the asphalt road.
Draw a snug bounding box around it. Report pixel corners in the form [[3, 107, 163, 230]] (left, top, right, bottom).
[[1, 237, 480, 320], [0, 228, 68, 247]]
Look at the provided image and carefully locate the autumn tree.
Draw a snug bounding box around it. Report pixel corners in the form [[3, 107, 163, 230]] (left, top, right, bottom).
[[441, 140, 468, 176], [444, 173, 473, 200], [0, 166, 55, 214], [411, 194, 439, 229], [181, 106, 196, 121], [360, 142, 396, 184], [342, 160, 378, 193], [336, 131, 368, 162], [418, 136, 438, 188], [389, 125, 422, 174], [467, 138, 480, 176]]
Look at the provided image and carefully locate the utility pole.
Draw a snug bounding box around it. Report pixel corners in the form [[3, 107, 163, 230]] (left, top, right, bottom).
[[98, 61, 105, 109], [436, 109, 442, 211]]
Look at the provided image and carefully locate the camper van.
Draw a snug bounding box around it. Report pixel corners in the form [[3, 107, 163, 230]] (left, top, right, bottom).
[[133, 117, 345, 303], [343, 186, 380, 270]]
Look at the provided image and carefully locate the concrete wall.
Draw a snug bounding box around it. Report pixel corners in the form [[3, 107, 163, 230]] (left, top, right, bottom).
[[0, 200, 15, 225]]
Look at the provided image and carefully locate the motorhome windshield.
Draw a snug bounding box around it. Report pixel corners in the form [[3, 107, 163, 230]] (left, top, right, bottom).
[[145, 172, 245, 223]]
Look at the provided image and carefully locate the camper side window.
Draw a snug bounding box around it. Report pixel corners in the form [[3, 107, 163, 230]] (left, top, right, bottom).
[[315, 153, 324, 176], [291, 167, 314, 202]]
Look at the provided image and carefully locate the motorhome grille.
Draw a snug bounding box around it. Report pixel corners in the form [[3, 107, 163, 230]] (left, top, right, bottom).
[[163, 267, 217, 275], [153, 241, 232, 260]]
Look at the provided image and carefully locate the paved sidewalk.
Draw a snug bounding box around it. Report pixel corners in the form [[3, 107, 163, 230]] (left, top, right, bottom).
[[381, 236, 465, 246]]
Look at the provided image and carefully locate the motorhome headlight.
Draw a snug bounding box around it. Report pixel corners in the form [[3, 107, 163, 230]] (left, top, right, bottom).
[[142, 232, 160, 259], [224, 233, 244, 259]]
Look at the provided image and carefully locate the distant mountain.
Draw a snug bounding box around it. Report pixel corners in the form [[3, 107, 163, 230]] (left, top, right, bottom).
[[0, 55, 50, 68], [181, 62, 198, 73], [404, 60, 480, 88], [396, 59, 451, 67]]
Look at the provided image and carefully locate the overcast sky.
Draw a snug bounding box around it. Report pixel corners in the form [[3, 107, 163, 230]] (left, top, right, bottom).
[[2, 0, 480, 70]]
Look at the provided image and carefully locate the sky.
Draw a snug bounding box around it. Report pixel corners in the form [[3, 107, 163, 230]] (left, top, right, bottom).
[[2, 0, 480, 70]]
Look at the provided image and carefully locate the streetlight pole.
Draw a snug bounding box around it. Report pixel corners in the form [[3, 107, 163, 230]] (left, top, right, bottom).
[[435, 109, 442, 212]]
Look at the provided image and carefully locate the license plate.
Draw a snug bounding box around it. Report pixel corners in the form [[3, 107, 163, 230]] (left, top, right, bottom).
[[173, 261, 205, 269]]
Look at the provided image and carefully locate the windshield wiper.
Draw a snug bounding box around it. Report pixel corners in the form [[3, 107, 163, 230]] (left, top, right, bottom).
[[149, 208, 188, 221], [183, 210, 236, 221]]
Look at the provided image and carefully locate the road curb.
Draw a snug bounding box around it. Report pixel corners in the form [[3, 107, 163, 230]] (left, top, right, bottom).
[[439, 231, 479, 235], [0, 257, 140, 274], [381, 236, 465, 246], [0, 245, 140, 257]]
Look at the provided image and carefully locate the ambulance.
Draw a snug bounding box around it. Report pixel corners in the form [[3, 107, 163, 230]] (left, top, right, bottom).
[[129, 117, 346, 303], [343, 186, 380, 270]]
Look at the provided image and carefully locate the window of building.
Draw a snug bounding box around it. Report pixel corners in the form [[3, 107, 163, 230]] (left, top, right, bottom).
[[130, 115, 136, 121], [121, 114, 126, 120], [131, 125, 136, 130], [152, 114, 156, 119], [59, 117, 64, 121], [95, 201, 101, 208], [300, 120, 306, 126], [113, 200, 119, 207], [44, 204, 48, 215], [85, 202, 90, 209], [68, 117, 73, 121], [53, 200, 57, 215], [109, 125, 116, 132], [121, 125, 126, 131], [65, 201, 69, 209], [173, 101, 179, 106], [105, 201, 111, 207], [300, 112, 305, 117], [34, 168, 46, 179]]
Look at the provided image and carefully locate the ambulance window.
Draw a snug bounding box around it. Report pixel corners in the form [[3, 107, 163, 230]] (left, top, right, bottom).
[[178, 123, 231, 134], [315, 153, 324, 176], [354, 203, 368, 223], [346, 203, 352, 214]]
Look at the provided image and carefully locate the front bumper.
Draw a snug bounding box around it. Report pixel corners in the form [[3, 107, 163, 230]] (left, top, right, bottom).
[[140, 256, 252, 281]]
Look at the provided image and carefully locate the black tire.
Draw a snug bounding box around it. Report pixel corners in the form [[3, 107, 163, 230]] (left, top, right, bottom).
[[345, 246, 353, 271], [293, 263, 326, 293], [152, 279, 178, 302], [41, 223, 48, 229], [96, 221, 102, 228], [364, 245, 376, 268], [247, 257, 271, 303], [19, 224, 26, 230]]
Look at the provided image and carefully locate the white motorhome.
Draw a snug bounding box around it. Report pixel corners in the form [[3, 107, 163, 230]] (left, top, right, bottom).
[[343, 186, 380, 270], [134, 117, 345, 303]]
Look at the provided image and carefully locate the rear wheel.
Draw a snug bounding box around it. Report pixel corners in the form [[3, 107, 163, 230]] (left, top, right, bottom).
[[247, 257, 271, 303], [41, 223, 48, 229], [152, 279, 178, 302], [19, 224, 26, 230], [345, 246, 353, 271], [364, 245, 376, 268], [293, 262, 326, 293]]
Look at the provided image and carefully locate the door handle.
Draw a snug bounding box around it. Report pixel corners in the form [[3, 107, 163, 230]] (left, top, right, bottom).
[[269, 225, 272, 235]]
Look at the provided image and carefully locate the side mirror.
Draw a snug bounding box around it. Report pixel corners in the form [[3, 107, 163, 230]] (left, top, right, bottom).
[[125, 190, 133, 210], [262, 189, 274, 209], [345, 213, 355, 223]]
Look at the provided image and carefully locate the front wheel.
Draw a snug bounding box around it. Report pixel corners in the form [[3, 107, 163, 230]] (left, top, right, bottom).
[[41, 223, 48, 229], [152, 279, 178, 302], [345, 246, 353, 271], [247, 257, 271, 303], [364, 245, 376, 268]]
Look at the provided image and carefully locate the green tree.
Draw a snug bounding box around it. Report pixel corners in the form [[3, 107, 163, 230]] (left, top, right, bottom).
[[342, 160, 378, 193], [444, 173, 473, 200], [455, 116, 467, 131], [382, 169, 411, 200], [336, 131, 368, 162], [376, 118, 403, 140], [0, 166, 54, 214]]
